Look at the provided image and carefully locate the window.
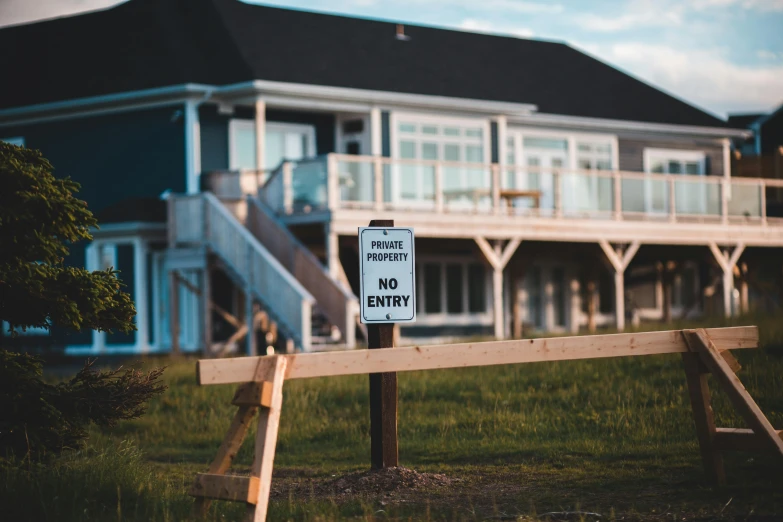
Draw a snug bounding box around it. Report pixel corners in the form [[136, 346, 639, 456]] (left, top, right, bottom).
[[417, 259, 487, 317], [1, 136, 24, 147], [392, 114, 488, 205], [643, 148, 706, 176], [229, 120, 316, 171], [576, 141, 613, 170]]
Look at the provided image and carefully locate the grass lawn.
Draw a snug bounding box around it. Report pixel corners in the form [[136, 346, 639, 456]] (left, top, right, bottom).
[[2, 316, 782, 521]]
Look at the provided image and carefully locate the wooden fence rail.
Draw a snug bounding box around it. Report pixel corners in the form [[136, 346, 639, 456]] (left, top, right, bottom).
[[189, 326, 782, 522]]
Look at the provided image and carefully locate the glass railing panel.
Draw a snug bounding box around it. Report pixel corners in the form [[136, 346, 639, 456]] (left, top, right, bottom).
[[728, 182, 762, 218], [336, 158, 374, 206], [388, 161, 436, 210], [674, 178, 721, 216], [443, 164, 491, 213], [560, 172, 613, 215], [621, 177, 668, 216], [291, 159, 327, 211], [502, 166, 555, 215]]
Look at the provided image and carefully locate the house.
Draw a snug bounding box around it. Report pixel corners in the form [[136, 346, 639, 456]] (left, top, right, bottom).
[[2, 0, 779, 356]]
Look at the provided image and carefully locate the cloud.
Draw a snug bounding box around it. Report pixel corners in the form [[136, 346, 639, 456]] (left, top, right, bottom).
[[576, 41, 783, 115], [757, 49, 782, 60], [577, 1, 685, 32], [392, 0, 563, 14], [0, 0, 123, 27], [691, 0, 783, 11], [459, 18, 535, 38]]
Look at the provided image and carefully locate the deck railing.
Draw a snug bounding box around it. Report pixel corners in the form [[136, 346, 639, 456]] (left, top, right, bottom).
[[258, 153, 783, 226], [170, 193, 315, 351]]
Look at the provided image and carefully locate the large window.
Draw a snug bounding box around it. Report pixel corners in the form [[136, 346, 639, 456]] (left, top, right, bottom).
[[392, 114, 489, 205], [229, 120, 316, 171], [643, 148, 705, 175], [505, 130, 616, 214], [416, 259, 488, 319], [643, 148, 712, 215]]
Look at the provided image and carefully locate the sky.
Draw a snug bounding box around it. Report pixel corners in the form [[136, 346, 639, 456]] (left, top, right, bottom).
[[1, 0, 782, 119]]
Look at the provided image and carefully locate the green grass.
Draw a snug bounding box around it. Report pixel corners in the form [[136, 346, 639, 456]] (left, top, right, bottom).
[[2, 315, 782, 521]]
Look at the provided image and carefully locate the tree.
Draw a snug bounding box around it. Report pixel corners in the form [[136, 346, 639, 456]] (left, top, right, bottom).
[[0, 142, 166, 459]]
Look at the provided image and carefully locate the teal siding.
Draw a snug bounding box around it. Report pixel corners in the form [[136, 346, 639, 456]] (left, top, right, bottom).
[[11, 105, 187, 215]]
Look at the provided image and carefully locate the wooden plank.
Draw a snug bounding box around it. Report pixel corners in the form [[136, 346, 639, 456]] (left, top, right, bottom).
[[681, 352, 725, 485], [193, 405, 257, 514], [246, 356, 287, 522], [232, 382, 273, 408], [713, 428, 783, 453], [197, 326, 759, 385], [721, 350, 742, 374], [190, 473, 260, 504], [685, 329, 783, 457]]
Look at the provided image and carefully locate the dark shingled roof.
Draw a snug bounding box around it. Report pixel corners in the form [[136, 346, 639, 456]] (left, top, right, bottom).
[[727, 113, 764, 129], [0, 0, 727, 127]]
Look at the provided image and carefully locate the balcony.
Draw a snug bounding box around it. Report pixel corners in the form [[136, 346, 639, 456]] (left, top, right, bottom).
[[225, 154, 783, 245]]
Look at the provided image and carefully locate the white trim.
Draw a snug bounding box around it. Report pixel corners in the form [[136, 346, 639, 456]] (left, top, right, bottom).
[[220, 80, 537, 116], [511, 112, 750, 139], [133, 238, 150, 354]]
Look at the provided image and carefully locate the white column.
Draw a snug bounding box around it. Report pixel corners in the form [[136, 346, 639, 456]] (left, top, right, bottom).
[[85, 243, 105, 353], [569, 276, 580, 334], [184, 100, 201, 194], [325, 223, 339, 278], [370, 107, 382, 156], [255, 98, 266, 173], [133, 239, 150, 353], [722, 138, 731, 224]]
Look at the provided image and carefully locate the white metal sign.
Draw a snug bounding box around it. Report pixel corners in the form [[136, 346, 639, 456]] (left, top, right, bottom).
[[358, 227, 416, 324]]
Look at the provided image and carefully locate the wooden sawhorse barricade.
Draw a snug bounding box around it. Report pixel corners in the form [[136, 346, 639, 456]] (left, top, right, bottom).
[[189, 326, 783, 521]]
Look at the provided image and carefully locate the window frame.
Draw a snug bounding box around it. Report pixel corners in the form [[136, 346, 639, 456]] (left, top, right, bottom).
[[642, 148, 706, 176], [414, 256, 492, 326], [389, 111, 491, 206]]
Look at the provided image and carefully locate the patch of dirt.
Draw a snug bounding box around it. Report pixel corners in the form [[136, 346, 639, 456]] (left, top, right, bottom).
[[273, 466, 459, 503], [321, 466, 457, 497]]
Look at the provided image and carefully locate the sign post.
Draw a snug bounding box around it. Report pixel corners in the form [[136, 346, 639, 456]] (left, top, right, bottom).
[[359, 220, 416, 469]]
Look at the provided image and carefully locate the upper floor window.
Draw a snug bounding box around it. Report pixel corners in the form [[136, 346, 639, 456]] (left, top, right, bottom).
[[643, 148, 706, 175], [228, 120, 315, 171]]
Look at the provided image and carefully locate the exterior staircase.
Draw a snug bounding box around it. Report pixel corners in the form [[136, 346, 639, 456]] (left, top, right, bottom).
[[166, 191, 359, 353]]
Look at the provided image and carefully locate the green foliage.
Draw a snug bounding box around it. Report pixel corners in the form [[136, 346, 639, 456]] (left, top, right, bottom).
[[0, 143, 166, 463], [0, 141, 135, 334], [0, 350, 166, 460]]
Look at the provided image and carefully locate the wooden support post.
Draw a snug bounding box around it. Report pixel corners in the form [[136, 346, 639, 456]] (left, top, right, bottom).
[[739, 262, 749, 315], [246, 292, 257, 357], [662, 262, 674, 324], [169, 271, 181, 355], [598, 240, 640, 332], [246, 356, 288, 522], [367, 219, 398, 469], [586, 279, 597, 334], [708, 242, 745, 318], [684, 329, 783, 457], [680, 350, 726, 485], [474, 236, 522, 339]]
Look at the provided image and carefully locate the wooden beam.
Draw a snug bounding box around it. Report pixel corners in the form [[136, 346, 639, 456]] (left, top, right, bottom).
[[232, 382, 273, 408], [681, 351, 725, 485], [191, 473, 260, 504], [684, 329, 783, 457], [173, 270, 242, 330], [713, 428, 783, 453], [197, 326, 759, 385], [598, 239, 623, 272], [192, 404, 258, 514], [246, 356, 287, 522]]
